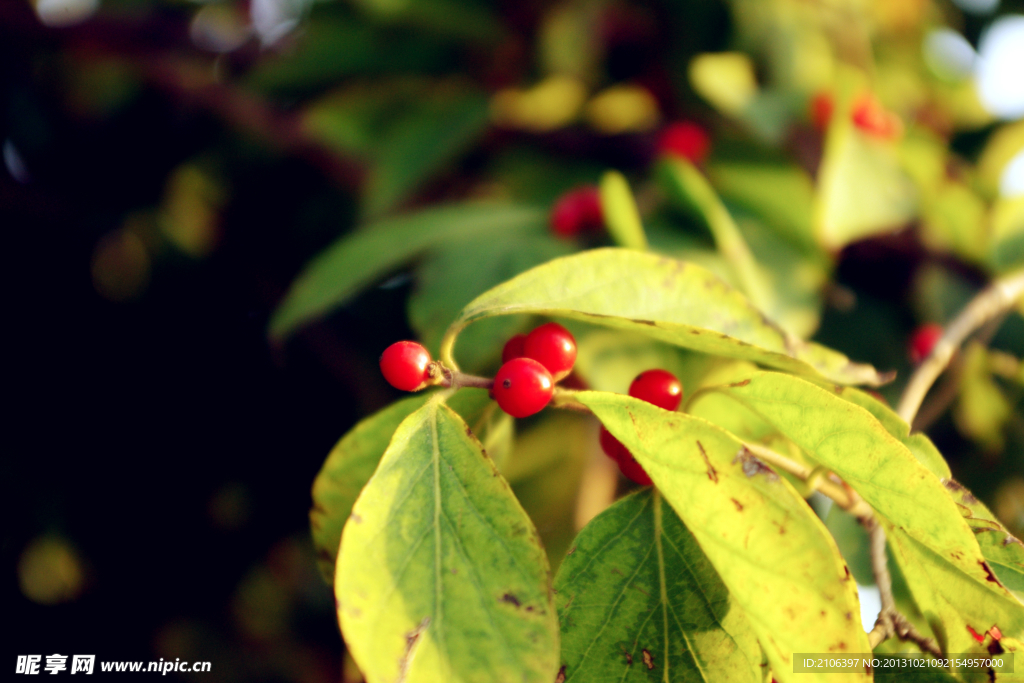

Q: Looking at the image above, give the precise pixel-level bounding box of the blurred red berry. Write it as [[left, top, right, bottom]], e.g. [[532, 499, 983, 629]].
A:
[[550, 186, 603, 237], [909, 323, 943, 364], [809, 92, 834, 132], [851, 93, 902, 140], [523, 322, 577, 380], [658, 121, 711, 164], [502, 334, 526, 363], [493, 358, 554, 418], [599, 426, 628, 462], [629, 369, 683, 411], [380, 341, 432, 391], [617, 452, 653, 486]]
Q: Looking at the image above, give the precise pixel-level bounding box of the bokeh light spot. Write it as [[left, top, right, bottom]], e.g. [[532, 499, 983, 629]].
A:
[[976, 15, 1024, 119], [18, 536, 86, 605]]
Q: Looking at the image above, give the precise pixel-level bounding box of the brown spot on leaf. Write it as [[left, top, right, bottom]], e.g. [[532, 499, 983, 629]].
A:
[[690, 329, 701, 335], [963, 492, 979, 504], [846, 612, 853, 622], [633, 319, 657, 326], [731, 498, 744, 511], [642, 650, 655, 670], [555, 665, 566, 683], [567, 546, 576, 556], [697, 441, 718, 483], [620, 646, 633, 665], [844, 566, 851, 580], [729, 379, 751, 387], [397, 617, 430, 683], [979, 561, 1001, 584], [943, 478, 965, 492], [501, 593, 521, 607], [611, 568, 624, 576], [350, 513, 363, 524]]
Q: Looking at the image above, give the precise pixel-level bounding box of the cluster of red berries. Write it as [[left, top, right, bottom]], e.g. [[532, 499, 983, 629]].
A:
[[599, 369, 683, 486], [378, 322, 578, 419], [494, 322, 576, 417]]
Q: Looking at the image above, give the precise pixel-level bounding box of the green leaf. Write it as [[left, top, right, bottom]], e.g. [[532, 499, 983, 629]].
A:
[[269, 203, 546, 341], [658, 158, 776, 319], [504, 413, 591, 571], [815, 112, 917, 250], [990, 196, 1024, 273], [708, 161, 817, 251], [599, 171, 649, 250], [940, 478, 1024, 592], [337, 397, 559, 683], [441, 248, 889, 386], [718, 372, 1024, 651], [364, 87, 490, 218], [554, 488, 763, 682], [831, 387, 951, 479], [310, 389, 496, 583], [575, 391, 871, 683], [409, 234, 573, 373]]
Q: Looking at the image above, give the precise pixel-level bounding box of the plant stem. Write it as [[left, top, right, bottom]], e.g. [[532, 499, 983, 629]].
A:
[[897, 269, 1024, 425], [740, 442, 872, 519]]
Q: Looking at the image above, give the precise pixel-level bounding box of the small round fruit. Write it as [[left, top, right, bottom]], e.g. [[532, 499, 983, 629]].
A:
[[851, 93, 902, 139], [523, 322, 577, 379], [617, 452, 653, 486], [629, 369, 683, 411], [502, 334, 527, 363], [599, 426, 628, 462], [380, 341, 432, 391], [657, 121, 711, 164], [493, 358, 554, 418], [909, 323, 943, 364], [551, 187, 603, 237]]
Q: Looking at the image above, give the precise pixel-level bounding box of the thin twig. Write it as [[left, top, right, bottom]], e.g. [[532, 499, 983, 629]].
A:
[[740, 442, 872, 518], [897, 269, 1024, 425], [863, 518, 943, 657]]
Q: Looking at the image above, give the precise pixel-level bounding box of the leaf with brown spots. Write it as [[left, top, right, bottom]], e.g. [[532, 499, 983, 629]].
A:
[[721, 372, 1024, 652], [577, 391, 870, 683], [337, 397, 559, 683], [311, 389, 497, 583], [442, 249, 887, 386], [554, 488, 762, 683]]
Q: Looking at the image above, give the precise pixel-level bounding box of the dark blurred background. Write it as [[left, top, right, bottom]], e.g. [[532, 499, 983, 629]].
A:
[[3, 0, 1023, 679]]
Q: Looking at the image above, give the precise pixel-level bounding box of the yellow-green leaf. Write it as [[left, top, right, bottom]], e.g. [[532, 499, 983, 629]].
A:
[[337, 398, 559, 683], [599, 171, 649, 250], [719, 372, 1024, 650], [575, 391, 870, 683], [555, 488, 763, 683], [441, 248, 888, 386], [311, 389, 497, 583]]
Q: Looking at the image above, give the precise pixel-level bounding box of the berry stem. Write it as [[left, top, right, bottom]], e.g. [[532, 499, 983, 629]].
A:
[[897, 268, 1024, 426], [428, 362, 492, 390]]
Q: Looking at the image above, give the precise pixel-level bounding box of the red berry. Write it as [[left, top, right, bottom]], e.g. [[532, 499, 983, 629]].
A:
[[617, 452, 653, 486], [493, 358, 554, 418], [809, 91, 834, 132], [502, 334, 527, 363], [909, 323, 943, 364], [657, 121, 711, 164], [523, 322, 577, 380], [599, 426, 652, 485], [599, 426, 628, 462], [629, 369, 683, 411], [851, 93, 902, 140], [380, 341, 432, 391], [550, 186, 603, 237]]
